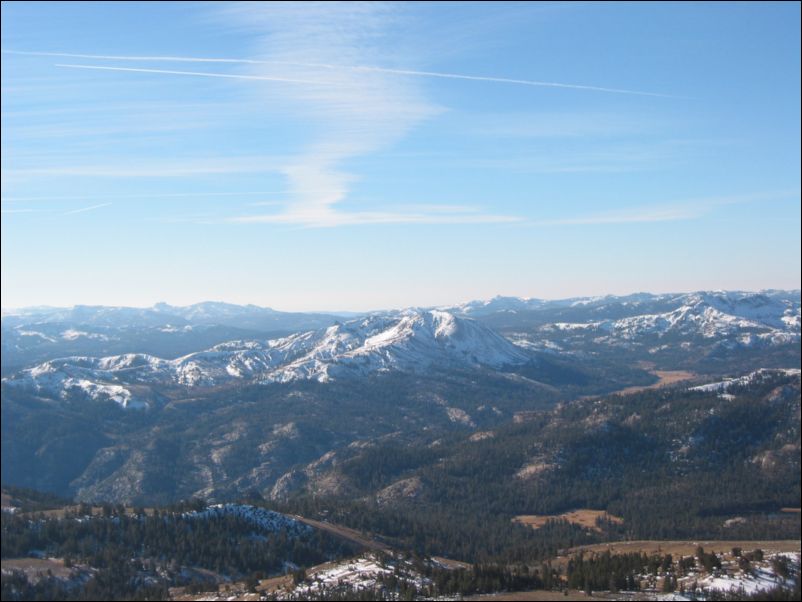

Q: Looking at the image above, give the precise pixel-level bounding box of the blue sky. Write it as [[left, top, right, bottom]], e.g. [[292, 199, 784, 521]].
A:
[[1, 1, 799, 311]]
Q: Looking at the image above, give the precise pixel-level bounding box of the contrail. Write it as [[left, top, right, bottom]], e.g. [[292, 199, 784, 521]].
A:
[[4, 49, 675, 97], [63, 202, 113, 215], [2, 190, 341, 202], [54, 63, 334, 85]]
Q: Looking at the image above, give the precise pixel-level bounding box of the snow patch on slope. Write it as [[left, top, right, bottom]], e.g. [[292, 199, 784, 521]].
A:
[[67, 379, 142, 409], [693, 552, 801, 596], [182, 504, 310, 536], [274, 553, 433, 600], [690, 368, 801, 394], [4, 360, 145, 409], [61, 329, 110, 341]]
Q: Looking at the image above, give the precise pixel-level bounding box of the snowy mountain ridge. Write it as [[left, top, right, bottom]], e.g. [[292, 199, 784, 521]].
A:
[[2, 310, 530, 406], [519, 290, 801, 346], [447, 290, 799, 326], [3, 290, 799, 408]]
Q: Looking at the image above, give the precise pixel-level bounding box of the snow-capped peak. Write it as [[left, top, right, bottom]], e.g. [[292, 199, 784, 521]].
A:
[[2, 310, 530, 404]]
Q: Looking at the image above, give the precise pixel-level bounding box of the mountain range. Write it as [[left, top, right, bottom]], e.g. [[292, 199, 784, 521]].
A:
[[4, 289, 799, 357], [2, 290, 797, 405], [1, 290, 799, 504], [3, 310, 530, 408]]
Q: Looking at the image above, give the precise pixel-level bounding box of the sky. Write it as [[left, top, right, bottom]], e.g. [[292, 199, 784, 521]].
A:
[[1, 1, 800, 312]]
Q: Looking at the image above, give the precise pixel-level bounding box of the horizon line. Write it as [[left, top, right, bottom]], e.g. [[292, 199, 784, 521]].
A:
[[3, 288, 799, 316]]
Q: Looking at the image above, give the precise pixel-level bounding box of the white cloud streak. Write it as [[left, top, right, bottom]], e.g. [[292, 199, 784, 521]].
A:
[[228, 208, 522, 228], [211, 2, 447, 228], [229, 189, 798, 228], [6, 49, 676, 97], [5, 156, 284, 178], [63, 202, 112, 215], [531, 206, 702, 226], [1, 190, 332, 203], [2, 4, 678, 228], [529, 190, 800, 226], [53, 63, 331, 85]]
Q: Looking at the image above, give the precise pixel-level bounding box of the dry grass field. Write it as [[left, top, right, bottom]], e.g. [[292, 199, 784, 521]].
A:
[[567, 539, 801, 558], [0, 557, 81, 581], [466, 589, 604, 601], [613, 370, 697, 396], [513, 509, 623, 532], [19, 505, 157, 519]]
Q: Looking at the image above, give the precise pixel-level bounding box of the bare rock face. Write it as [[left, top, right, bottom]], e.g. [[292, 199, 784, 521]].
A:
[[376, 477, 423, 506], [269, 470, 308, 502]]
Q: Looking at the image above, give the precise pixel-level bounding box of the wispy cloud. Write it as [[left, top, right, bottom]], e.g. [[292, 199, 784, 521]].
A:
[[228, 207, 522, 228], [4, 156, 284, 179], [2, 6, 680, 228], [1, 190, 320, 203], [53, 63, 332, 85], [63, 202, 112, 215], [468, 111, 660, 139], [5, 121, 196, 141], [463, 147, 676, 174], [212, 2, 444, 228], [6, 49, 676, 97], [530, 190, 800, 226], [532, 206, 702, 226], [2, 4, 452, 228], [387, 203, 483, 214]]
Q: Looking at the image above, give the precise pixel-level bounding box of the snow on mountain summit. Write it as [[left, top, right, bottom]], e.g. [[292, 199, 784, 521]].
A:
[[5, 291, 798, 407], [2, 310, 530, 404], [241, 309, 529, 383], [451, 290, 799, 341]]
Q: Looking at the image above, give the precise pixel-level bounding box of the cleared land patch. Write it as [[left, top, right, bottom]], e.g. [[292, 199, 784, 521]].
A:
[[513, 509, 623, 532], [20, 505, 156, 519], [466, 590, 602, 601], [0, 557, 83, 582], [613, 369, 697, 396], [567, 539, 801, 558]]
